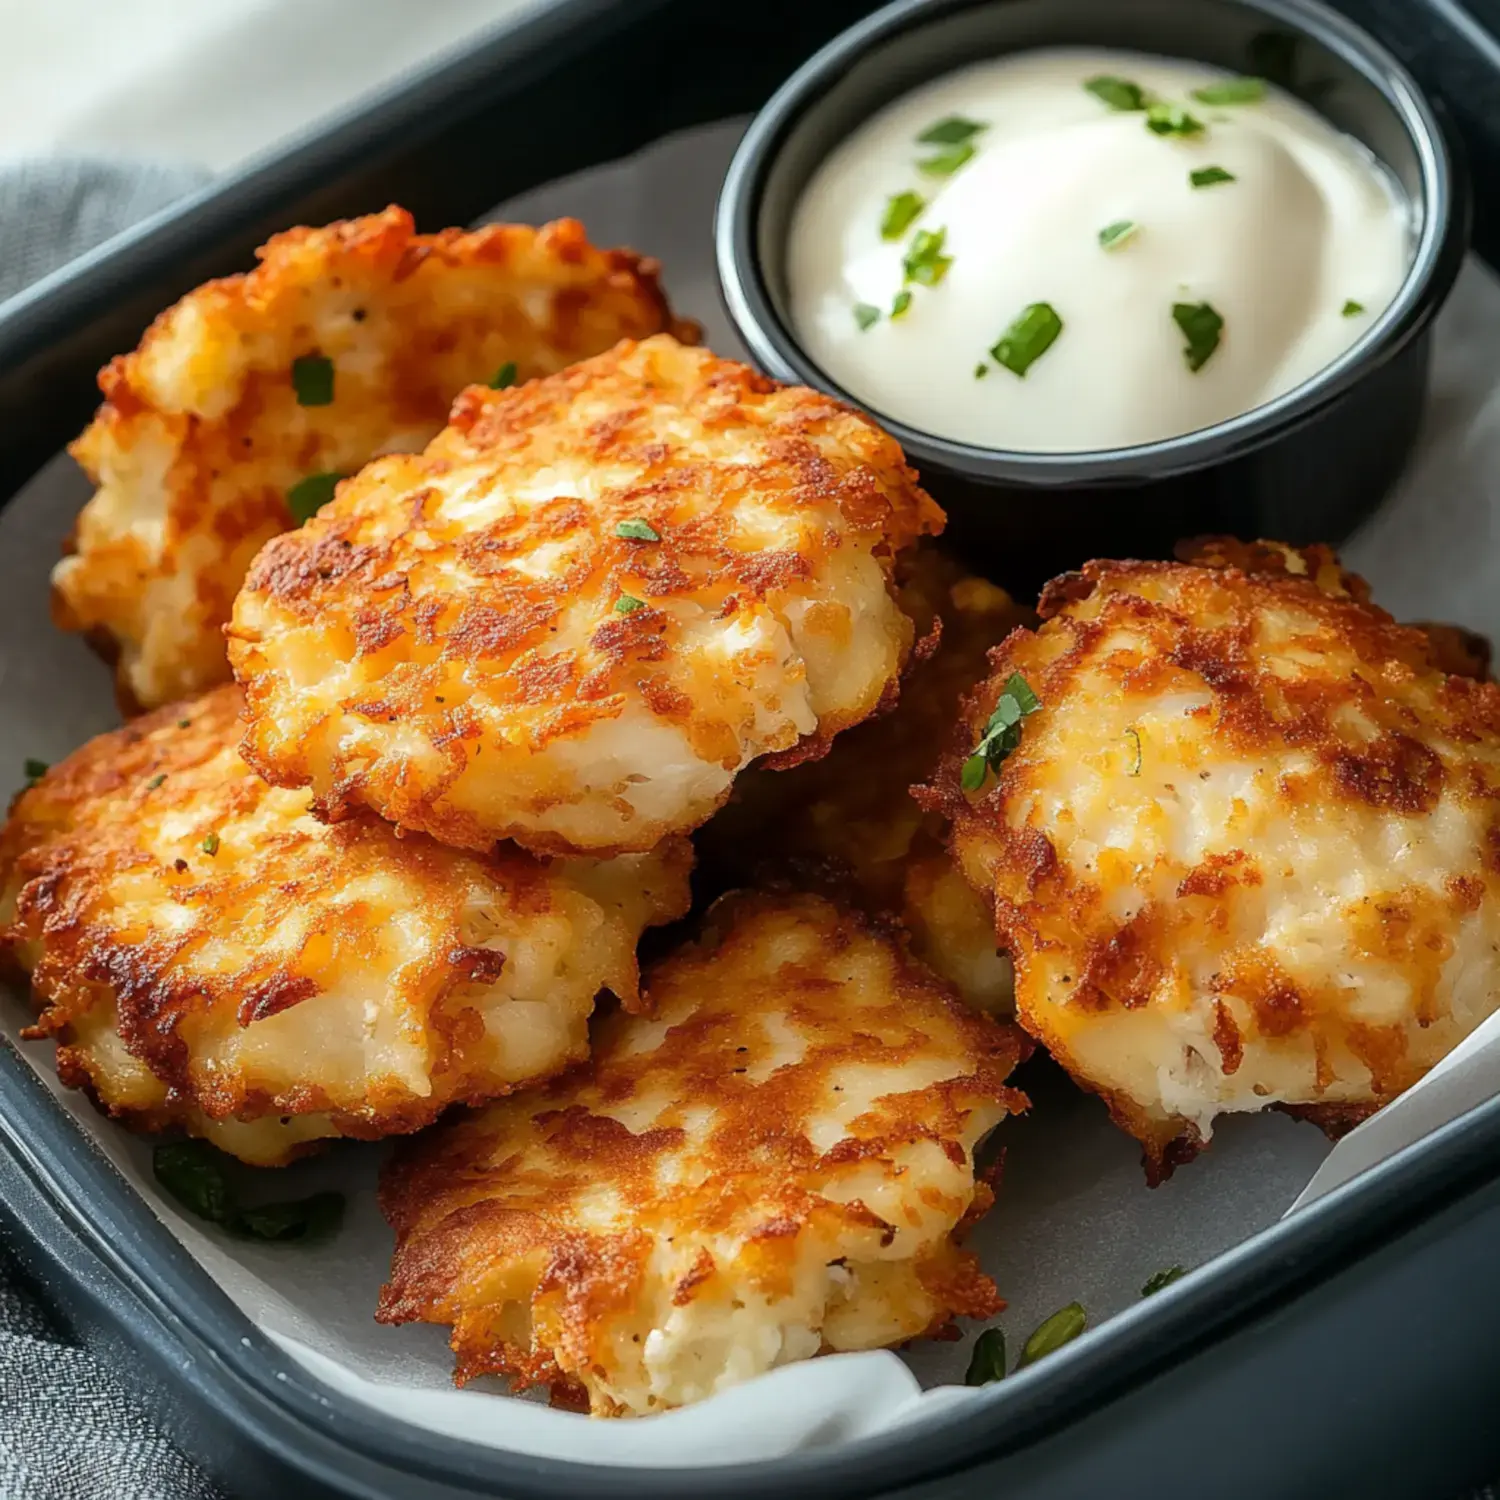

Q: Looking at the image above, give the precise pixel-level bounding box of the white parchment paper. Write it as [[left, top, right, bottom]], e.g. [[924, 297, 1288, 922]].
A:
[[2, 117, 1499, 1465]]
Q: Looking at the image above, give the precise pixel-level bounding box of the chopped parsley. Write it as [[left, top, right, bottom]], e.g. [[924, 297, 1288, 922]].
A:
[[853, 301, 881, 331], [614, 519, 660, 542], [1126, 727, 1143, 776], [286, 471, 342, 525], [902, 227, 952, 287], [1085, 75, 1148, 111], [991, 303, 1063, 379], [974, 362, 989, 379], [1189, 165, 1236, 187], [613, 594, 646, 615], [1015, 1302, 1088, 1368], [153, 1140, 344, 1243], [201, 832, 220, 856], [290, 354, 334, 406], [1146, 103, 1206, 137], [964, 1328, 1007, 1386], [1342, 298, 1366, 317], [1142, 1266, 1186, 1297], [1172, 300, 1224, 372], [880, 190, 926, 241], [917, 114, 986, 145], [890, 289, 913, 320], [1192, 76, 1267, 106], [22, 758, 47, 786], [1098, 219, 1138, 250], [489, 360, 518, 389], [918, 142, 976, 177], [177, 718, 191, 730], [145, 773, 167, 791], [962, 672, 1041, 791]]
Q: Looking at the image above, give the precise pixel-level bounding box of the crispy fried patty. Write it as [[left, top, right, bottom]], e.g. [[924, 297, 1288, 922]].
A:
[[376, 890, 1026, 1416], [925, 544, 1500, 1177], [0, 687, 692, 1165], [230, 336, 943, 857], [699, 548, 1028, 1015], [56, 208, 688, 712]]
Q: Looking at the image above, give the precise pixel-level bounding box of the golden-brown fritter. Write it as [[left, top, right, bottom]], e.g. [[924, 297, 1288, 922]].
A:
[[55, 207, 690, 712], [377, 890, 1027, 1417], [698, 548, 1028, 1014], [925, 546, 1500, 1179], [0, 687, 692, 1166], [230, 336, 943, 858]]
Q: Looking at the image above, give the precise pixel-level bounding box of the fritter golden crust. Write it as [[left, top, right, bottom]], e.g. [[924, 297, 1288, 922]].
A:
[[924, 548, 1500, 1179], [0, 687, 692, 1166], [699, 548, 1027, 1014], [230, 336, 943, 857], [377, 891, 1026, 1416], [56, 207, 690, 712]]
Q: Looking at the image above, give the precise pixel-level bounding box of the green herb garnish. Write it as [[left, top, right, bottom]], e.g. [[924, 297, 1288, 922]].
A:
[[964, 1328, 1007, 1385], [286, 471, 342, 525], [614, 594, 646, 615], [991, 303, 1063, 379], [1085, 76, 1149, 111], [1015, 1302, 1087, 1368], [290, 354, 334, 407], [974, 362, 989, 379], [917, 115, 986, 146], [1192, 76, 1267, 106], [23, 758, 47, 786], [615, 519, 660, 542], [153, 1141, 345, 1244], [1342, 299, 1366, 317], [1098, 219, 1138, 251], [1172, 300, 1224, 372], [961, 672, 1041, 791], [1126, 727, 1143, 776], [201, 832, 220, 856], [890, 289, 913, 319], [853, 301, 881, 331], [880, 191, 926, 241], [919, 142, 976, 177], [176, 719, 191, 730], [1142, 1266, 1186, 1297], [1146, 103, 1206, 137], [902, 227, 952, 288], [489, 360, 518, 389], [1190, 165, 1236, 188], [146, 773, 167, 791]]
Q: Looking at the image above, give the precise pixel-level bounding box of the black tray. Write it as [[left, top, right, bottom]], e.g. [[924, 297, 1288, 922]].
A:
[[3, 2, 1500, 1497]]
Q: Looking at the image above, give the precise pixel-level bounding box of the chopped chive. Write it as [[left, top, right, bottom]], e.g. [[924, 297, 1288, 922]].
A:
[[1098, 219, 1138, 250], [974, 362, 989, 379], [23, 758, 47, 786], [489, 360, 518, 389], [1085, 76, 1149, 111], [880, 191, 926, 241], [614, 594, 646, 615], [1172, 301, 1225, 372], [917, 115, 985, 146], [853, 302, 881, 331], [891, 289, 913, 319], [964, 1328, 1007, 1385], [1190, 165, 1236, 188], [290, 354, 334, 407], [1342, 299, 1366, 317], [1146, 103, 1206, 137], [1016, 1303, 1088, 1367], [201, 832, 220, 856], [1142, 1266, 1186, 1297], [1126, 727, 1143, 776], [1192, 76, 1267, 105], [286, 471, 342, 525], [902, 227, 953, 288], [918, 142, 976, 177], [615, 519, 660, 542], [962, 672, 1041, 791], [146, 773, 167, 791], [991, 303, 1063, 379]]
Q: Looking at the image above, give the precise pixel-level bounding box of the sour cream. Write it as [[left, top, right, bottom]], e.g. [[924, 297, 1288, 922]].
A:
[[787, 48, 1410, 452]]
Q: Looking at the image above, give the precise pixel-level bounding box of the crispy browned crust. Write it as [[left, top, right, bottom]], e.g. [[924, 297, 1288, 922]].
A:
[[923, 547, 1500, 1180], [1417, 622, 1493, 683], [230, 335, 944, 857], [377, 890, 1027, 1415], [57, 206, 692, 712], [0, 686, 693, 1161]]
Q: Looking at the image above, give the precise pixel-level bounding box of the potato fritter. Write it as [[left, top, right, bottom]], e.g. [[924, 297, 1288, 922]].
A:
[[376, 891, 1027, 1416], [230, 336, 943, 857], [925, 547, 1500, 1179], [699, 548, 1027, 1014], [0, 687, 692, 1166], [55, 207, 689, 712]]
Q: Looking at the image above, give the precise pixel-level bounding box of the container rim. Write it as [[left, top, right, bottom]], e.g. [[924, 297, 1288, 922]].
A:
[[715, 0, 1472, 482]]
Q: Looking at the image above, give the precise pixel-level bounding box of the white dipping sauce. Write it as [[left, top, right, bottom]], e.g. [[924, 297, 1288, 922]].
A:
[[787, 48, 1410, 452]]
